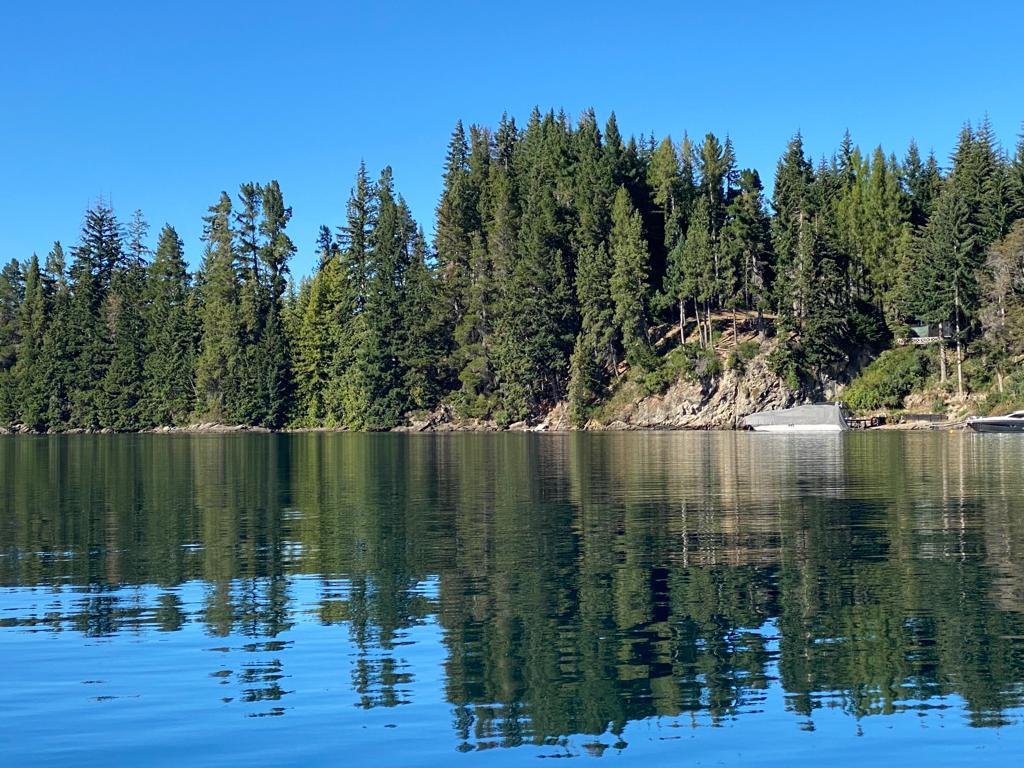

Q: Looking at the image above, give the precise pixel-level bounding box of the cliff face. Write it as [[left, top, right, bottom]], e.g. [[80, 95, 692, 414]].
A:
[[404, 338, 804, 432], [578, 346, 796, 431]]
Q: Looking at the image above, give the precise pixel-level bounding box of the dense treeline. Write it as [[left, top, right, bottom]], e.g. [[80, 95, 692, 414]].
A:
[[1, 110, 1023, 431]]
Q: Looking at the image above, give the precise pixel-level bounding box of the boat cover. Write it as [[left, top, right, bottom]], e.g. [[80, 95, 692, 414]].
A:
[[743, 404, 848, 430]]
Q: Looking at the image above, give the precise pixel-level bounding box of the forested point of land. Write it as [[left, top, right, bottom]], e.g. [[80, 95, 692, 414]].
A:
[[1, 109, 1023, 432]]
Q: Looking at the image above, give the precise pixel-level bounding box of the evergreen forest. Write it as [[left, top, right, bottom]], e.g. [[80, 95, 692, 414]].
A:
[[1, 109, 1023, 432]]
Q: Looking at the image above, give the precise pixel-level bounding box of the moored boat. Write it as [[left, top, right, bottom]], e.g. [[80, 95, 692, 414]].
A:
[[743, 404, 850, 433], [966, 411, 1024, 433]]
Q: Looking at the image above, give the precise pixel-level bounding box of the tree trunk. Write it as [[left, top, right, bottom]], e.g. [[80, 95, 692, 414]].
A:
[[732, 308, 738, 349], [955, 336, 964, 400], [939, 344, 947, 384], [954, 282, 964, 400]]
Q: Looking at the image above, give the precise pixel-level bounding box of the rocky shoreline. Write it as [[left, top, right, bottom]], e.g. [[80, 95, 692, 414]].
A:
[[0, 345, 960, 436]]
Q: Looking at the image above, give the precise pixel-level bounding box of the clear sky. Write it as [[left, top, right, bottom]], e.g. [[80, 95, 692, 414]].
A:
[[2, 0, 1022, 278]]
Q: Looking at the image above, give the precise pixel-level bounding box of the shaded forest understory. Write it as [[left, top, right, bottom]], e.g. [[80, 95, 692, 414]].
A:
[[1, 110, 1023, 432]]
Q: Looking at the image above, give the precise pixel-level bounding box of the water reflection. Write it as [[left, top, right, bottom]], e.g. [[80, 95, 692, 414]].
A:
[[2, 432, 1024, 751]]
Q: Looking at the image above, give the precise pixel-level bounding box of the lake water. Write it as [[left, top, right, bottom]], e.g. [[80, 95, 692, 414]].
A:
[[2, 432, 1024, 765]]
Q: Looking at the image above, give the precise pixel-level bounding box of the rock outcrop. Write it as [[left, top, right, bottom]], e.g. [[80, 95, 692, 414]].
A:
[[584, 348, 796, 431], [401, 339, 806, 433]]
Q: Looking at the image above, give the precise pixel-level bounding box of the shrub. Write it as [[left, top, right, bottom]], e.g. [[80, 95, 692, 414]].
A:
[[767, 344, 802, 391], [843, 346, 930, 412], [638, 343, 723, 396], [727, 340, 760, 371]]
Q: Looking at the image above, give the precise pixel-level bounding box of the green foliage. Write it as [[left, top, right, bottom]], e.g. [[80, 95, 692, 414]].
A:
[[638, 343, 723, 396], [3, 110, 1024, 432], [766, 344, 802, 392], [143, 225, 196, 425], [610, 186, 653, 368], [727, 340, 760, 371], [843, 347, 930, 411]]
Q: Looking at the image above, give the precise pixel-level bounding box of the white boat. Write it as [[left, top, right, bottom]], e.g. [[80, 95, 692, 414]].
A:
[[966, 410, 1024, 433], [743, 404, 849, 433]]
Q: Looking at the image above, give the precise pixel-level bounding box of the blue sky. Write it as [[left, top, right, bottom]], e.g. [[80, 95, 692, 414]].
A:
[[2, 0, 1022, 278]]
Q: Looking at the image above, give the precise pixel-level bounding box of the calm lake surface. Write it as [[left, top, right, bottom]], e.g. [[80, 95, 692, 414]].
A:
[[2, 432, 1024, 765]]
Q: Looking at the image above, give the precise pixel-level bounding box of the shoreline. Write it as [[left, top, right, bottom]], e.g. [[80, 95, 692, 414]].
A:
[[0, 419, 964, 436]]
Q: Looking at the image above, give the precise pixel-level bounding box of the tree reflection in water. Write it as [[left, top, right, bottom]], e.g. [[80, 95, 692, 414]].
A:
[[1, 432, 1023, 741]]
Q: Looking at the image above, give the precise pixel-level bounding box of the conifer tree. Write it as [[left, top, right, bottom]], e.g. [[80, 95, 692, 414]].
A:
[[101, 246, 148, 429], [143, 225, 195, 425], [357, 167, 415, 429], [979, 222, 1024, 393], [40, 242, 73, 428], [903, 141, 943, 228], [913, 186, 982, 397], [328, 164, 379, 425], [678, 198, 717, 347], [13, 254, 47, 429], [435, 122, 476, 334], [400, 230, 446, 412], [609, 186, 653, 367], [1011, 128, 1024, 217], [568, 240, 617, 424], [571, 109, 612, 253], [67, 201, 124, 428], [721, 170, 773, 331], [247, 179, 295, 428], [493, 134, 574, 422], [196, 192, 240, 420], [0, 259, 24, 424], [772, 133, 815, 325]]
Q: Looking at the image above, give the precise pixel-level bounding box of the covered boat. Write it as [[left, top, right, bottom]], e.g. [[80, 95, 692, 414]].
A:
[[743, 404, 849, 433], [966, 410, 1024, 433]]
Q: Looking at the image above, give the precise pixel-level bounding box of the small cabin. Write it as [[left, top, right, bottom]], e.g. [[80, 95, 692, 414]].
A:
[[902, 320, 951, 345]]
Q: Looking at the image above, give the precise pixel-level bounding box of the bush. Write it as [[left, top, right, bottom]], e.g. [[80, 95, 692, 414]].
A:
[[766, 344, 802, 391], [843, 346, 930, 412], [727, 340, 760, 371], [638, 343, 723, 396]]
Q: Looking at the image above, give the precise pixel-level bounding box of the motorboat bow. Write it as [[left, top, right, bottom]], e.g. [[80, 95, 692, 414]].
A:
[[966, 410, 1024, 433]]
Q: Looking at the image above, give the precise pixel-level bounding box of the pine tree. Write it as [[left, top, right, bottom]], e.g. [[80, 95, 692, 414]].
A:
[[357, 167, 415, 429], [721, 169, 773, 330], [772, 133, 815, 327], [950, 120, 1011, 248], [327, 164, 379, 426], [646, 135, 682, 287], [493, 134, 574, 422], [696, 132, 736, 235], [609, 186, 653, 367], [913, 186, 982, 398], [863, 147, 910, 309], [67, 201, 124, 428], [251, 179, 295, 428], [399, 229, 447, 412], [678, 197, 717, 347], [143, 225, 196, 425], [0, 259, 24, 424], [568, 240, 617, 423], [196, 192, 240, 420], [434, 122, 476, 336], [572, 109, 613, 252], [13, 254, 47, 429], [979, 221, 1024, 393], [1011, 127, 1024, 219], [40, 242, 73, 428], [101, 247, 148, 430], [903, 141, 943, 227]]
